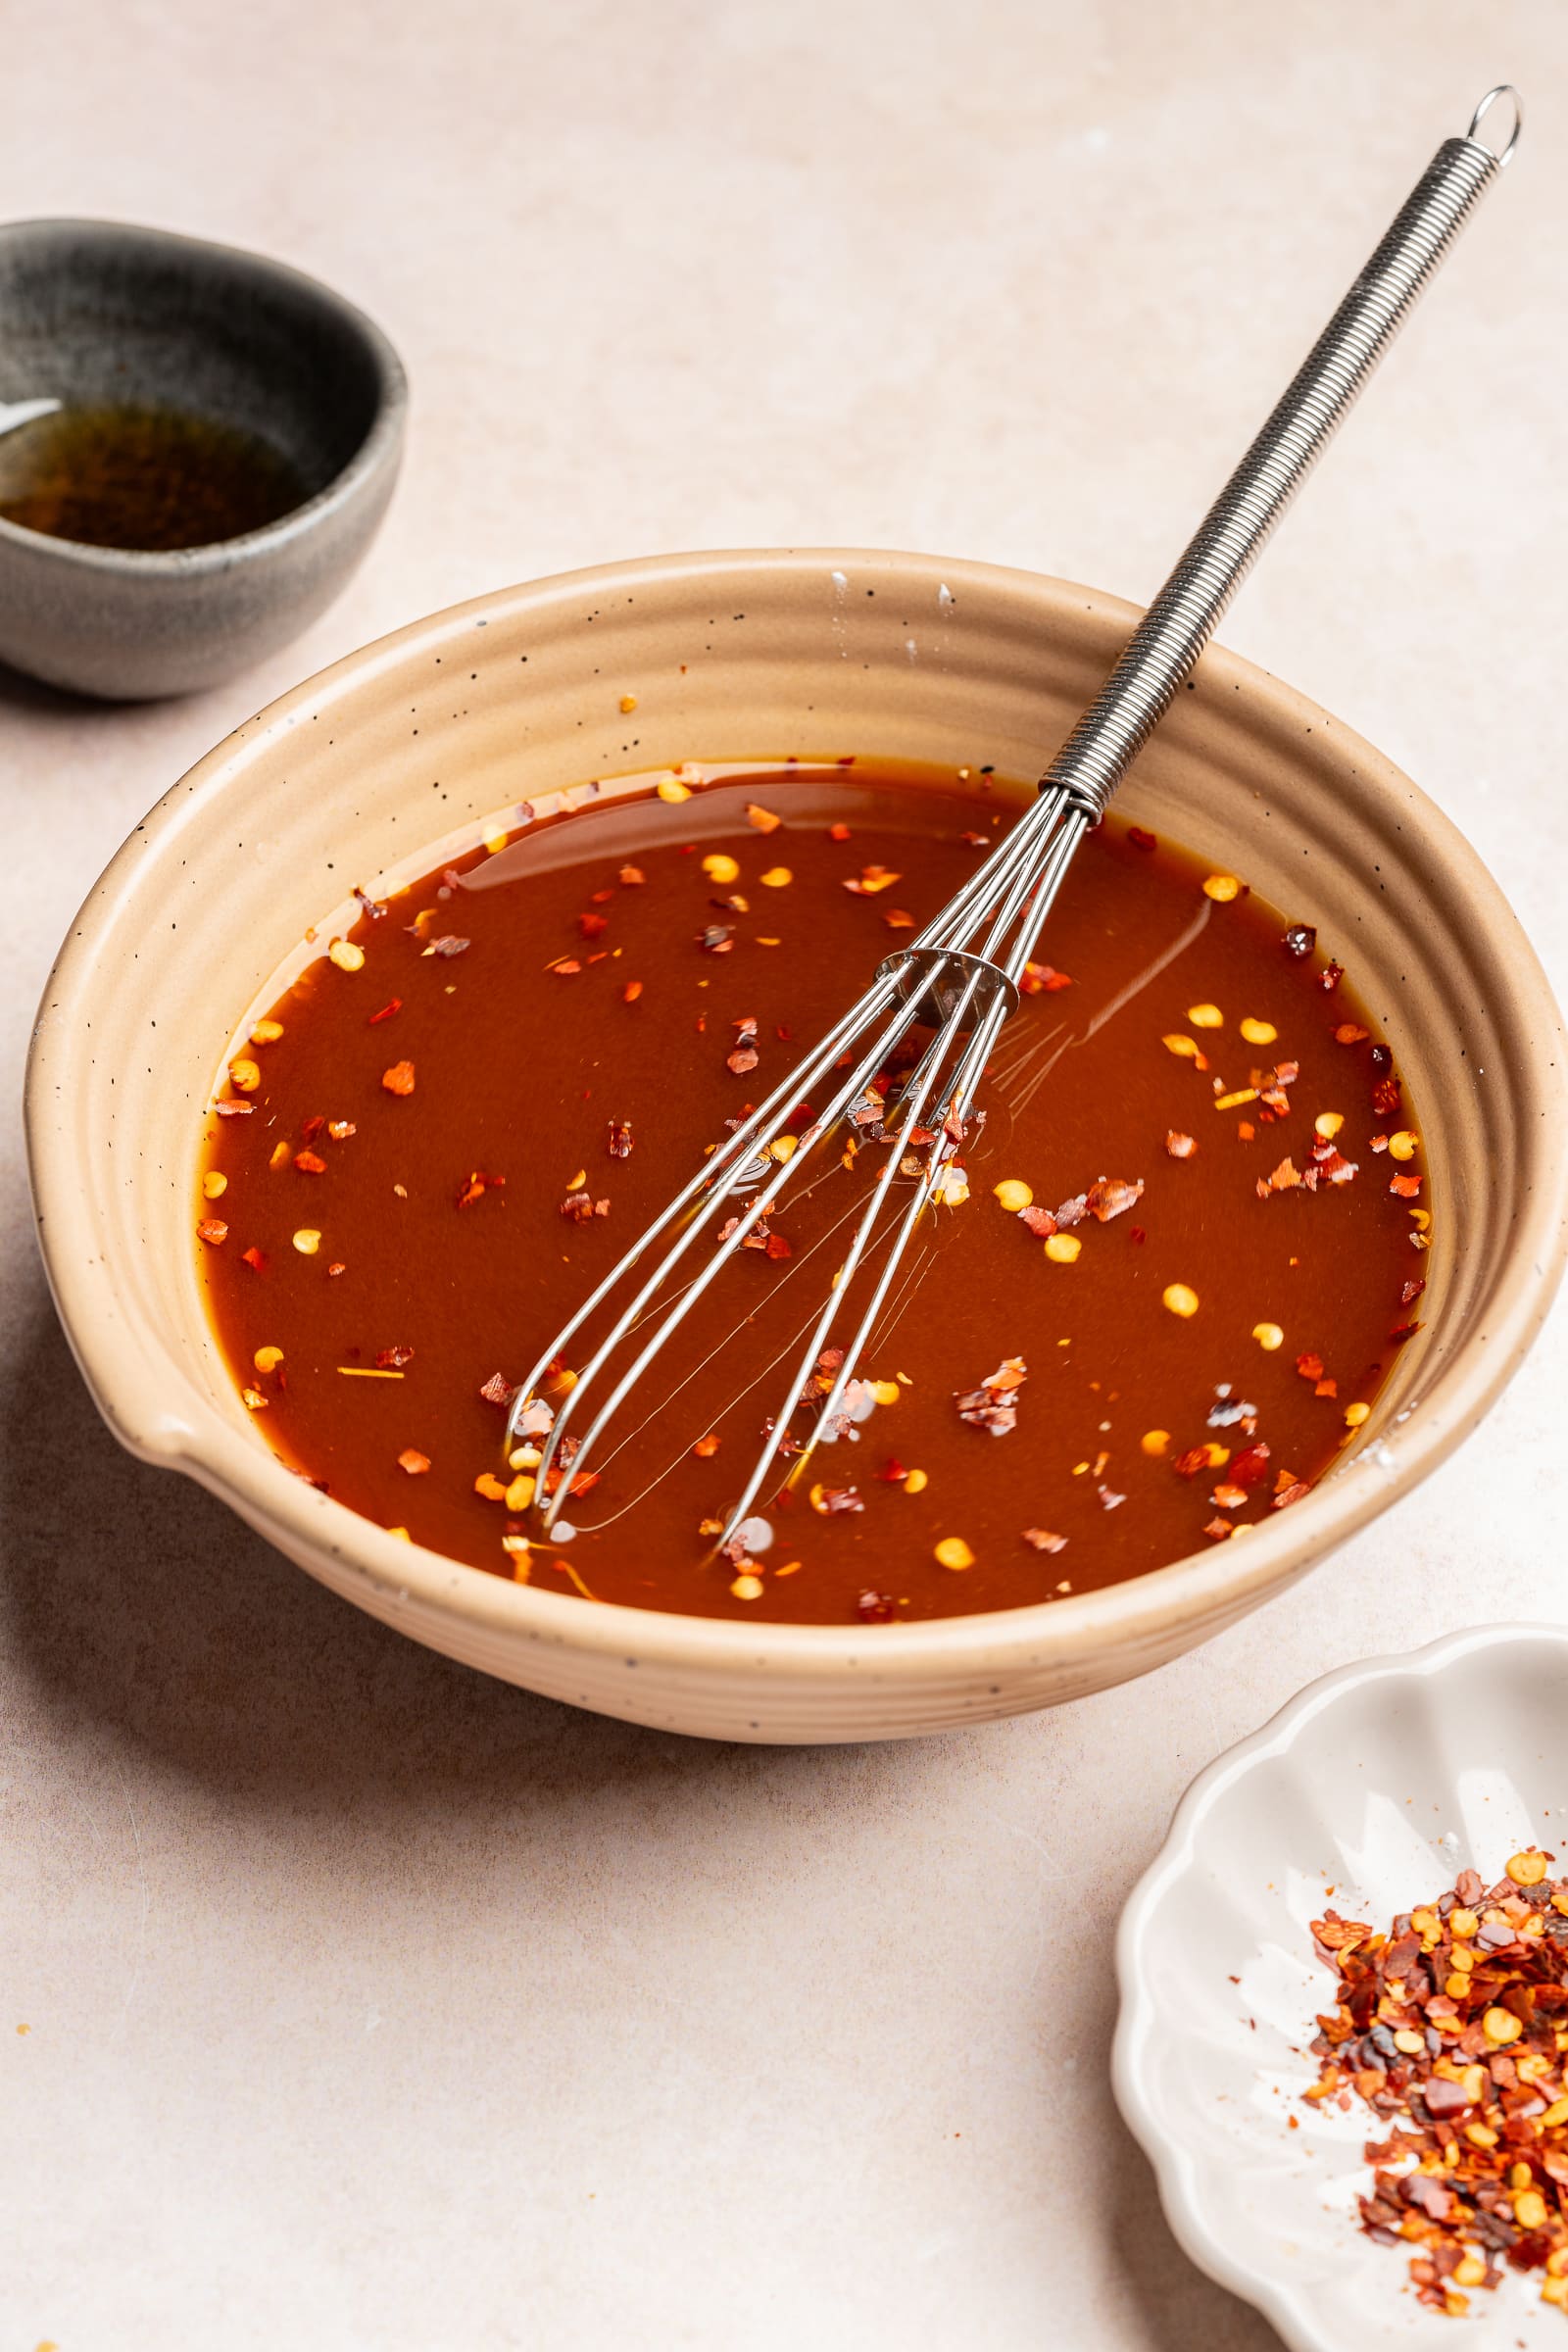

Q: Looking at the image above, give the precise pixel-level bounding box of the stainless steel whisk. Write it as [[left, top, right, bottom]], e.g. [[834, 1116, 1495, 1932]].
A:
[[516, 87, 1521, 1550]]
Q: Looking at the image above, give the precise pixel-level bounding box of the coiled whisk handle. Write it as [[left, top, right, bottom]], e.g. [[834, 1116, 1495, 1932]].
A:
[[1046, 86, 1521, 823]]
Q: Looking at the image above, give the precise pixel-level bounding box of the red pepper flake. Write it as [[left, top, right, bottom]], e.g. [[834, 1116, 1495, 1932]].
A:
[[811, 1485, 863, 1515], [196, 1217, 228, 1245], [1272, 1480, 1311, 1509], [856, 1589, 896, 1622], [1016, 1203, 1058, 1239], [696, 925, 734, 954], [214, 1100, 254, 1117], [1165, 1131, 1198, 1159], [1019, 962, 1074, 994], [1172, 1447, 1210, 1480], [1371, 1075, 1402, 1117], [1390, 1171, 1422, 1199], [428, 935, 469, 957], [1022, 1528, 1067, 1552], [1086, 1175, 1144, 1222], [843, 863, 902, 897], [1319, 961, 1345, 991], [397, 1448, 430, 1476], [541, 1466, 602, 1501], [763, 1232, 793, 1260], [381, 1060, 416, 1096], [1334, 1022, 1369, 1047], [618, 863, 646, 886], [691, 1434, 721, 1457], [1296, 1350, 1325, 1382], [1202, 1515, 1233, 1541], [548, 956, 582, 976], [478, 1372, 516, 1408], [1400, 1277, 1427, 1306], [1257, 1156, 1303, 1198], [1388, 1319, 1423, 1345], [955, 1354, 1027, 1435], [1127, 826, 1158, 853], [1304, 1855, 1568, 2316], [726, 1046, 760, 1075], [293, 1150, 327, 1175], [577, 910, 609, 940], [1282, 923, 1317, 957], [457, 1171, 506, 1209], [607, 1120, 634, 1159], [746, 804, 783, 834], [621, 980, 643, 1004], [559, 1191, 610, 1221], [1314, 1377, 1338, 1398], [240, 1246, 267, 1272], [883, 907, 915, 930], [368, 999, 402, 1024], [300, 1114, 325, 1143], [878, 1457, 908, 1483], [1128, 1224, 1147, 1245], [1229, 1442, 1271, 1488], [376, 1346, 415, 1369], [828, 821, 852, 842], [353, 884, 389, 920], [327, 1120, 356, 1142]]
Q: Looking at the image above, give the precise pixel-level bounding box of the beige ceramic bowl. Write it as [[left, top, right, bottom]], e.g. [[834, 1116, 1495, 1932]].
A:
[[25, 551, 1568, 1741]]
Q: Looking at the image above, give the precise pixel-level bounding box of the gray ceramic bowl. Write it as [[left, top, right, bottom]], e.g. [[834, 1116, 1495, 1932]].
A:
[[0, 219, 406, 699]]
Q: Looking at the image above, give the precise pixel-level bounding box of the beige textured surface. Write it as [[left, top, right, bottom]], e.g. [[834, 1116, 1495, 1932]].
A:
[[0, 3, 1563, 2345]]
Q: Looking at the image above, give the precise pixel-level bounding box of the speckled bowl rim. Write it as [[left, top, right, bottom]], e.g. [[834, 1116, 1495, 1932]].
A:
[[24, 551, 1568, 1701], [0, 217, 407, 574], [1111, 1621, 1568, 2350]]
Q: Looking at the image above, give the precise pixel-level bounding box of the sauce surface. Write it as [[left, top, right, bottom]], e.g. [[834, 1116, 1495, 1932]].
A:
[[197, 762, 1428, 1624], [0, 403, 308, 550]]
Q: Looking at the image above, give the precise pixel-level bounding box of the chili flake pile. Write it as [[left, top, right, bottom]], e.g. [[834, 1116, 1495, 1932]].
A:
[[195, 759, 1428, 1626], [1308, 1852, 1568, 2319]]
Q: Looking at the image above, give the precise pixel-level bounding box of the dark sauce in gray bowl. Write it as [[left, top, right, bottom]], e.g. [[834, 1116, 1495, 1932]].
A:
[[0, 402, 310, 551]]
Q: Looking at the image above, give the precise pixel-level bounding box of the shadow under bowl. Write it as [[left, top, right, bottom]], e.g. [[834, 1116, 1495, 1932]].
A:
[[0, 218, 405, 699], [23, 551, 1568, 1740]]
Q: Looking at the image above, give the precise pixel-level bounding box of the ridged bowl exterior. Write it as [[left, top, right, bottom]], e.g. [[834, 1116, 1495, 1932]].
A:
[[24, 553, 1568, 1740], [1115, 1625, 1568, 2347]]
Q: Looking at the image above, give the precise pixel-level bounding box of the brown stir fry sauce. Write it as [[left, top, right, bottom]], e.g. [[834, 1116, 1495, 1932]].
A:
[[196, 760, 1429, 1625]]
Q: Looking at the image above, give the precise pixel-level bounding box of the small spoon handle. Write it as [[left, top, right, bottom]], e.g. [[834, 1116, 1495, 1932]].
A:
[[1045, 85, 1521, 820]]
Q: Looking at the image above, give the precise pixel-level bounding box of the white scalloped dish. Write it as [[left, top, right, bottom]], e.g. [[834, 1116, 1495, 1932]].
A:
[[1114, 1625, 1568, 2349]]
